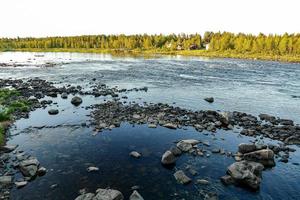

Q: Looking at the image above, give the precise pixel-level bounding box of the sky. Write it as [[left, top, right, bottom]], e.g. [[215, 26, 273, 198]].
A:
[[0, 0, 299, 38]]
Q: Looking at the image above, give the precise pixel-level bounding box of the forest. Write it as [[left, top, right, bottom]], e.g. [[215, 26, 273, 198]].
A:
[[1, 32, 300, 61]]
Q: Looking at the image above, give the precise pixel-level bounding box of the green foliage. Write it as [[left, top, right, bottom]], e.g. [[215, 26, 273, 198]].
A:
[[0, 124, 4, 145]]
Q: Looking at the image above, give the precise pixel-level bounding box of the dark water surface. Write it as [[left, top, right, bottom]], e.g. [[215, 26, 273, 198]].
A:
[[1, 52, 300, 200]]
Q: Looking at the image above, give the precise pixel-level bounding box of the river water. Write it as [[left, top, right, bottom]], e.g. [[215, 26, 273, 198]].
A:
[[0, 52, 300, 200]]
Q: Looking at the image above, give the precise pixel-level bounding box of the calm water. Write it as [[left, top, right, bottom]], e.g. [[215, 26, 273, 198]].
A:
[[1, 52, 300, 200]]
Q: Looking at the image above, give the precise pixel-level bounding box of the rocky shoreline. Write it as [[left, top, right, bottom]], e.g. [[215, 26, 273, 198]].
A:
[[0, 78, 299, 199]]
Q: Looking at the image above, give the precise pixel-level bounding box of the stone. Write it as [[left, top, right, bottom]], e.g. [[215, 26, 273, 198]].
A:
[[227, 161, 264, 190], [37, 167, 47, 176], [71, 96, 83, 106], [75, 193, 95, 200], [148, 124, 157, 128], [15, 181, 27, 188], [94, 188, 124, 200], [173, 170, 192, 184], [48, 109, 59, 115], [220, 175, 234, 185], [243, 149, 275, 167], [0, 144, 18, 153], [204, 97, 214, 103], [61, 93, 68, 99], [87, 166, 99, 172], [0, 176, 13, 185], [176, 139, 200, 152], [163, 123, 177, 129], [130, 151, 141, 158], [238, 143, 257, 154], [169, 146, 182, 156], [161, 150, 176, 165], [129, 190, 144, 200], [19, 158, 40, 178], [284, 136, 300, 145], [196, 179, 209, 185]]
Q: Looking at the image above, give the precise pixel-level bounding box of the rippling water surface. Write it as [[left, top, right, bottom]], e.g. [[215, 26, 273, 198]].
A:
[[1, 52, 300, 200]]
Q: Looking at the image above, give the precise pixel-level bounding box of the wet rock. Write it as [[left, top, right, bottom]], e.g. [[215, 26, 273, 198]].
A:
[[176, 139, 200, 152], [284, 136, 300, 145], [259, 114, 276, 123], [148, 124, 157, 128], [243, 149, 275, 167], [238, 143, 257, 154], [173, 170, 192, 185], [161, 150, 176, 165], [169, 146, 182, 156], [71, 96, 83, 106], [129, 190, 144, 200], [94, 188, 124, 200], [87, 166, 99, 172], [163, 123, 177, 129], [61, 93, 68, 99], [0, 144, 18, 153], [220, 175, 234, 185], [204, 192, 218, 200], [130, 151, 141, 158], [0, 176, 13, 186], [75, 193, 95, 200], [212, 149, 220, 153], [19, 158, 40, 178], [48, 109, 59, 115], [204, 97, 214, 103], [196, 179, 209, 185], [15, 181, 27, 188], [37, 167, 47, 176], [226, 161, 264, 190]]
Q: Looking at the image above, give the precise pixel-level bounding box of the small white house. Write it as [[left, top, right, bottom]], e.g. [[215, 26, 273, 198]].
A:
[[204, 43, 210, 50]]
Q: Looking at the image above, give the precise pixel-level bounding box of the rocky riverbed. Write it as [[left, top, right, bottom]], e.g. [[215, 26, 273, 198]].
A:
[[1, 52, 300, 200]]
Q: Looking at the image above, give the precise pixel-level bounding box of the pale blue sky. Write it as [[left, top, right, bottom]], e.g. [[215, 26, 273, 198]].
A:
[[0, 0, 299, 37]]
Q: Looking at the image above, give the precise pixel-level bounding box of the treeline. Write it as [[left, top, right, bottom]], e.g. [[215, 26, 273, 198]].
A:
[[0, 32, 300, 55]]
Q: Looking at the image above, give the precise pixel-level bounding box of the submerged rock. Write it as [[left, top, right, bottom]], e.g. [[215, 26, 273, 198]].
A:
[[129, 190, 144, 200], [161, 150, 176, 165], [71, 96, 83, 106], [174, 170, 192, 185]]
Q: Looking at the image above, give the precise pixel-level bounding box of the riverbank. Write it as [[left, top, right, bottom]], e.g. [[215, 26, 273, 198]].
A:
[[3, 48, 300, 63]]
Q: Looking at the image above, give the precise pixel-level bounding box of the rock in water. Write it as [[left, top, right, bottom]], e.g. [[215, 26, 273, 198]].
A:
[[161, 150, 176, 165], [61, 93, 68, 99], [238, 143, 257, 154], [71, 96, 83, 106], [15, 181, 27, 188], [163, 123, 177, 129], [129, 190, 144, 200], [75, 193, 95, 200], [48, 109, 59, 115], [0, 144, 18, 153], [204, 97, 214, 103], [94, 188, 124, 200], [130, 151, 141, 158], [243, 149, 275, 167], [226, 161, 264, 190], [0, 176, 13, 186], [176, 139, 200, 152], [174, 170, 192, 184], [87, 166, 99, 172], [19, 158, 40, 178]]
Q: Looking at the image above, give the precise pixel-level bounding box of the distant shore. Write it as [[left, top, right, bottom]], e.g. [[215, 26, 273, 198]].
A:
[[2, 48, 300, 63]]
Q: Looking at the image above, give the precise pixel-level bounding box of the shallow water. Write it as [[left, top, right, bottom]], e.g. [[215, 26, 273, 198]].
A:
[[1, 52, 300, 199]]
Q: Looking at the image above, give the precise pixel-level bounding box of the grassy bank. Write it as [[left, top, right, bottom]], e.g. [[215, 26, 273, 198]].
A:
[[0, 89, 30, 145], [5, 48, 300, 63]]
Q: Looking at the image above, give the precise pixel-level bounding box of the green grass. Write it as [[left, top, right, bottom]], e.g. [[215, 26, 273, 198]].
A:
[[8, 48, 300, 63], [0, 89, 30, 145]]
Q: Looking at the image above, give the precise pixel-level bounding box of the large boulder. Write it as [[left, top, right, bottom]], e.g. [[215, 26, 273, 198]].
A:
[[161, 150, 176, 165], [94, 188, 124, 200], [238, 143, 257, 154], [243, 149, 275, 167], [227, 161, 264, 190]]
